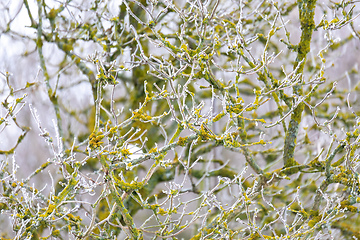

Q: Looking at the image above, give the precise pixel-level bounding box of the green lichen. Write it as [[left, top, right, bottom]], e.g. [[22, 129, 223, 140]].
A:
[[88, 131, 104, 149]]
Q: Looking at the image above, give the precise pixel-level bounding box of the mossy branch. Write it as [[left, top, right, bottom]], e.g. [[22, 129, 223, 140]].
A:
[[283, 0, 317, 167]]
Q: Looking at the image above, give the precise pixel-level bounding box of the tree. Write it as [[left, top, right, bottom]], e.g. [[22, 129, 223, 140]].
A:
[[0, 0, 360, 239]]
